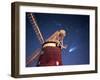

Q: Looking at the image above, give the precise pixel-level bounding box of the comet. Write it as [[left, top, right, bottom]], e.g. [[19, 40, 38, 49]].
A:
[[69, 47, 77, 53]]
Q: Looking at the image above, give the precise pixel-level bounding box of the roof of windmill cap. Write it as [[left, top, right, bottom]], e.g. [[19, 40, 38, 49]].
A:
[[59, 29, 66, 36]]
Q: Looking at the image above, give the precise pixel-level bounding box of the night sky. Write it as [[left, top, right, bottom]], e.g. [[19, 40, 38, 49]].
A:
[[26, 12, 89, 67]]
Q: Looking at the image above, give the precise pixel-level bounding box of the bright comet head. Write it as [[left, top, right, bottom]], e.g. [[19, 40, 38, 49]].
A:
[[69, 47, 77, 53]]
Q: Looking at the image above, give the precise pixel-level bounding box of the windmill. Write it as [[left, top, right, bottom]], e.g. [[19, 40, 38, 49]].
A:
[[26, 13, 67, 67]]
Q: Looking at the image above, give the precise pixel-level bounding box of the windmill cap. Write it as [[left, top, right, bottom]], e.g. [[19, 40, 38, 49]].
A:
[[59, 29, 66, 36]]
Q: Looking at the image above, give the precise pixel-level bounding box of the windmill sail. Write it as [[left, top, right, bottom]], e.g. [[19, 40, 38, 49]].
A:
[[26, 48, 41, 66], [26, 13, 45, 66], [46, 31, 59, 41], [27, 13, 45, 44]]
